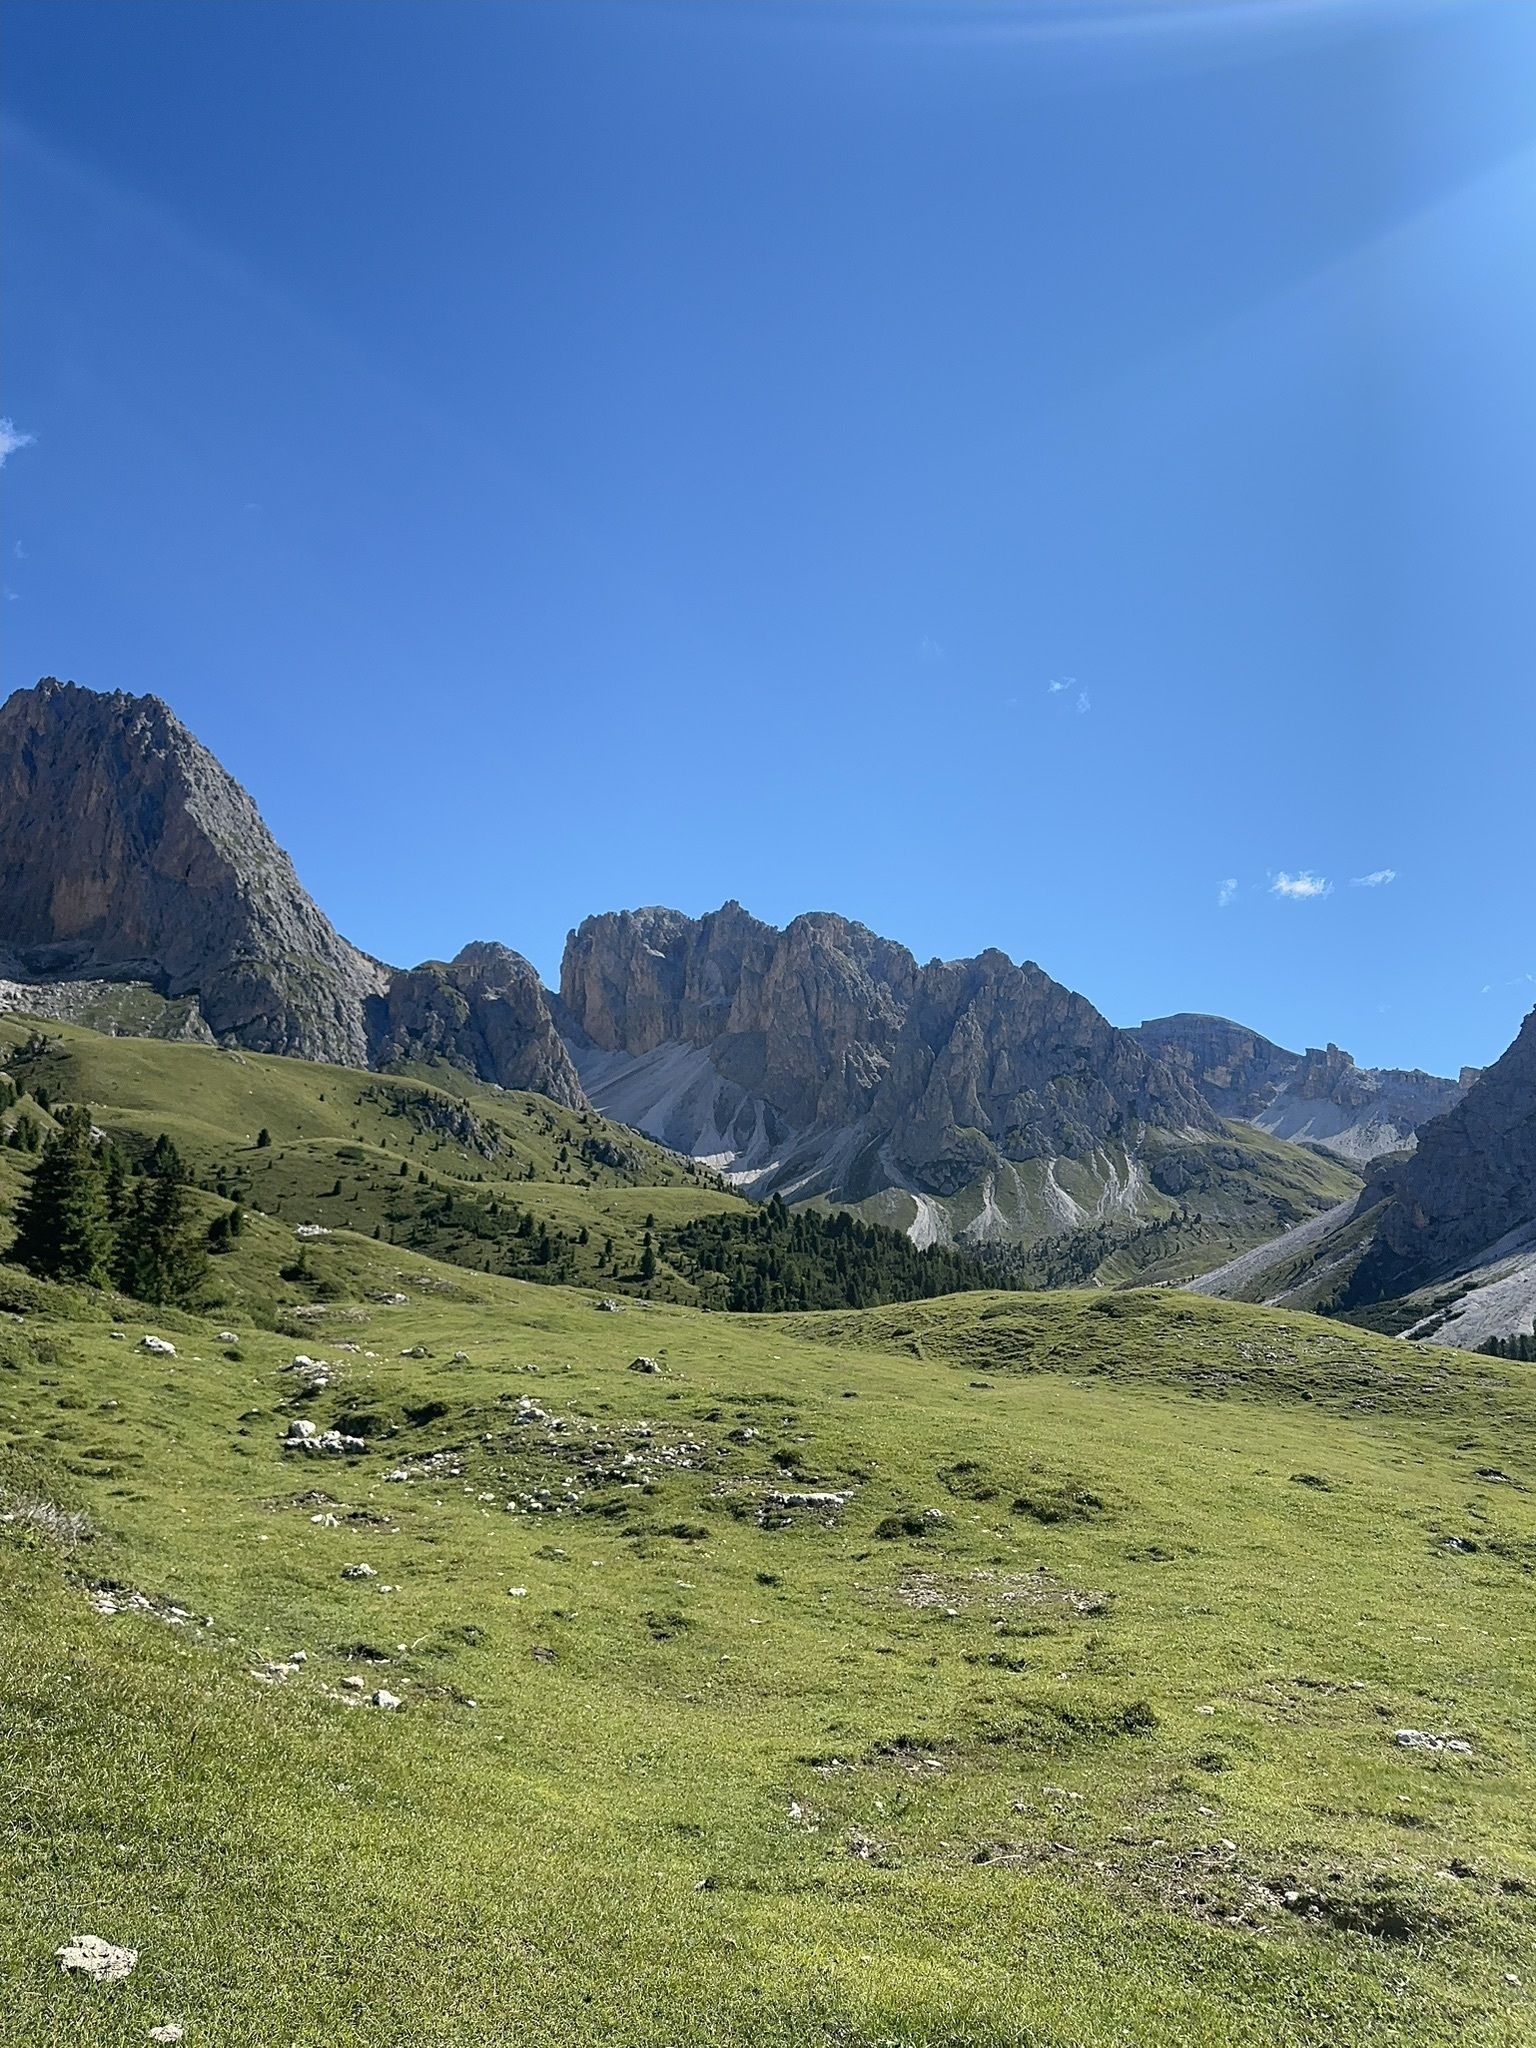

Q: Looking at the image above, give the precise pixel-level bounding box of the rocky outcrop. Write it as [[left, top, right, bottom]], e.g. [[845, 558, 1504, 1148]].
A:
[[367, 943, 583, 1106], [560, 903, 917, 1129], [0, 680, 574, 1097], [1191, 1008, 1536, 1348], [1132, 1013, 1466, 1163], [1132, 1014, 1299, 1122], [869, 951, 1216, 1189]]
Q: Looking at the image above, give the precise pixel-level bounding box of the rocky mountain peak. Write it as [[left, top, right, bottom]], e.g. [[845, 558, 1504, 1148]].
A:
[[0, 679, 579, 1102], [1353, 1004, 1536, 1295], [561, 902, 1221, 1225]]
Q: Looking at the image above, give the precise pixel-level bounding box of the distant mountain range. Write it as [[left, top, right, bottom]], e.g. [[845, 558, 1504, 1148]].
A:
[[1130, 1013, 1473, 1165], [2, 677, 1527, 1343]]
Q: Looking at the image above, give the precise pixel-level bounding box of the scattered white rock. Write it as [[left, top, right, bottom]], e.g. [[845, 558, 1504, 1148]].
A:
[[340, 1675, 366, 1693], [1395, 1728, 1474, 1754], [283, 1419, 365, 1456], [89, 1586, 199, 1626], [139, 1335, 176, 1356], [341, 1563, 378, 1580], [593, 1298, 624, 1312], [295, 1223, 331, 1238], [56, 1933, 138, 1983], [629, 1356, 661, 1374], [369, 1688, 403, 1711], [149, 2027, 184, 2044], [216, 1331, 240, 1344], [449, 1350, 469, 1364]]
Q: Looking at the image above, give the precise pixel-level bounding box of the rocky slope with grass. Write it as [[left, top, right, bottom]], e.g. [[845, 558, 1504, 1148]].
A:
[[1192, 1006, 1536, 1351]]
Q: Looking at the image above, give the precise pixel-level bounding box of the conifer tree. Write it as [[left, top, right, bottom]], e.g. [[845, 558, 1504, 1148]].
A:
[[10, 1106, 115, 1285], [113, 1136, 208, 1307]]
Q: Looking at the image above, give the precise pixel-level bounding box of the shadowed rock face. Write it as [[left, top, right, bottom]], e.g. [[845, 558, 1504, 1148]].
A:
[[1350, 1005, 1536, 1296], [561, 905, 1218, 1200], [0, 680, 580, 1101], [1132, 1013, 1466, 1163]]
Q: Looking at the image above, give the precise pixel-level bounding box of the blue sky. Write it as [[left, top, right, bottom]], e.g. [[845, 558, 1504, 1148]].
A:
[[2, 0, 1532, 1077]]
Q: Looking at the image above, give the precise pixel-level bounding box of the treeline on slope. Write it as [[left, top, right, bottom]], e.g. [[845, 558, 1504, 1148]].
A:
[[0, 1046, 1008, 1316], [664, 1195, 1000, 1311], [1478, 1331, 1536, 1362], [320, 1177, 1004, 1311]]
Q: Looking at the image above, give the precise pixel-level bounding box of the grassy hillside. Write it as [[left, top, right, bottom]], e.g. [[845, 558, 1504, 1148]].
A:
[[1, 1259, 1533, 2045]]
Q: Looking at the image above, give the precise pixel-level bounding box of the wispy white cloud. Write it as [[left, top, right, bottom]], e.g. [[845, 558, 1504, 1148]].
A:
[[1271, 870, 1332, 900], [1047, 676, 1073, 694], [1350, 868, 1396, 888], [1217, 877, 1238, 909], [1076, 689, 1091, 714], [918, 636, 946, 664], [0, 418, 35, 468]]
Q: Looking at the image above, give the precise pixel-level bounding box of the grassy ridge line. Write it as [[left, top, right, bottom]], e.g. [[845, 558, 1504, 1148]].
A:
[[1, 1261, 1533, 2043], [782, 1287, 1536, 1430]]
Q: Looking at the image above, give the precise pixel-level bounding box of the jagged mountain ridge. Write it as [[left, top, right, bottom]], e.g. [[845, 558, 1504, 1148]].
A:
[[0, 680, 582, 1105], [1132, 1012, 1470, 1163], [556, 903, 1356, 1252]]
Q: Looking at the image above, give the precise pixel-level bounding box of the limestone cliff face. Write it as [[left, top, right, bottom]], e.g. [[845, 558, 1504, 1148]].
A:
[[1132, 1013, 1465, 1163], [560, 903, 918, 1129], [0, 680, 577, 1100], [1351, 1006, 1536, 1294], [0, 679, 386, 1063], [871, 953, 1216, 1194], [1132, 1014, 1299, 1121], [562, 906, 1217, 1202]]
